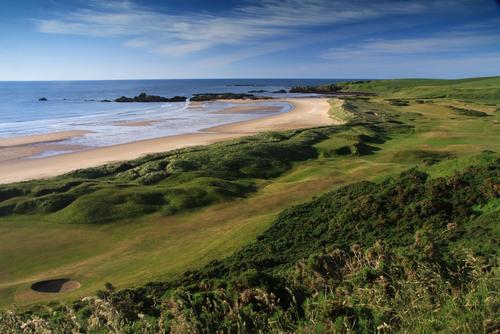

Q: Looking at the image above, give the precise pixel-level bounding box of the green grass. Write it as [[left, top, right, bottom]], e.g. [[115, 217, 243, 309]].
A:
[[337, 76, 500, 104], [0, 78, 498, 319], [3, 156, 497, 333]]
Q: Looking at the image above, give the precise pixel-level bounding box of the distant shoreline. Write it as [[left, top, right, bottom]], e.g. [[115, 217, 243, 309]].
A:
[[0, 98, 341, 184]]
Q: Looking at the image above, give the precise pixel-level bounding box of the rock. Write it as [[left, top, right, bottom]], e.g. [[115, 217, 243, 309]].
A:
[[248, 90, 268, 93], [101, 99, 112, 102], [289, 84, 341, 94], [114, 92, 187, 103], [168, 96, 189, 102], [38, 97, 47, 101], [190, 93, 261, 102], [272, 89, 287, 94]]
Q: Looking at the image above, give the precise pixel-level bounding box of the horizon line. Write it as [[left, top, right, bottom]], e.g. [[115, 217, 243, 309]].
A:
[[1, 75, 499, 83]]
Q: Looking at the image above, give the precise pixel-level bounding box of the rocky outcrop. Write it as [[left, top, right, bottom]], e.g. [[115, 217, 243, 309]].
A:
[[272, 89, 287, 94], [38, 97, 48, 101], [114, 92, 187, 103], [289, 84, 341, 94], [190, 93, 262, 101]]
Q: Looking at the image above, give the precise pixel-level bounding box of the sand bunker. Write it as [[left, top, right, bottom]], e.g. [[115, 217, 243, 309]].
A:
[[31, 279, 80, 293]]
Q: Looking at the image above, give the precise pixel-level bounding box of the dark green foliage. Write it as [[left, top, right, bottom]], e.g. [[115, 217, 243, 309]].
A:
[[450, 106, 488, 117], [0, 187, 25, 202], [353, 142, 380, 155], [6, 162, 498, 332], [334, 145, 352, 155], [0, 128, 335, 224], [385, 98, 410, 106], [194, 161, 498, 279], [392, 150, 451, 164]]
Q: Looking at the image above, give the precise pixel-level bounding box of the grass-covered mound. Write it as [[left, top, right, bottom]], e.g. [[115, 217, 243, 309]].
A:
[[3, 160, 497, 333], [337, 76, 500, 104], [0, 129, 332, 224]]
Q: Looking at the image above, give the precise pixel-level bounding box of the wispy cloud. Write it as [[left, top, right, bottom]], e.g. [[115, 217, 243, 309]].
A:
[[35, 0, 435, 58], [322, 22, 500, 60]]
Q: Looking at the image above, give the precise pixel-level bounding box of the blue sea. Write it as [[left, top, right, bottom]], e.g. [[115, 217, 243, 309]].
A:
[[0, 79, 345, 154]]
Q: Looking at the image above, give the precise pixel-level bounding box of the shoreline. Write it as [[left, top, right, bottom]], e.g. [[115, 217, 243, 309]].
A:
[[0, 98, 340, 184], [0, 130, 89, 147]]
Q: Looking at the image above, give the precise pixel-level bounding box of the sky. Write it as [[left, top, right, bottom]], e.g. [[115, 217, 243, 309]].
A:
[[0, 0, 499, 80]]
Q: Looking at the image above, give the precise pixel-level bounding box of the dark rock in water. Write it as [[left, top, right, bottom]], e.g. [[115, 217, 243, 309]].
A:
[[190, 93, 261, 102], [168, 96, 189, 102], [248, 90, 268, 93], [272, 89, 287, 94], [101, 99, 112, 102], [38, 97, 48, 101], [114, 92, 187, 103], [289, 84, 341, 94]]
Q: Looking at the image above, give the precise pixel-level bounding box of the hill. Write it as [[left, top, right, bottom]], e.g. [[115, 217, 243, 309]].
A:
[[0, 77, 498, 333], [337, 76, 500, 104]]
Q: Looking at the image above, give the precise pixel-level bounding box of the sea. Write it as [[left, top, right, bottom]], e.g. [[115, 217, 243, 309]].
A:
[[0, 79, 345, 154]]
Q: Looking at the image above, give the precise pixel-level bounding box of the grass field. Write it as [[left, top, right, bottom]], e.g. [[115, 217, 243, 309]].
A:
[[338, 76, 500, 104], [0, 78, 498, 311]]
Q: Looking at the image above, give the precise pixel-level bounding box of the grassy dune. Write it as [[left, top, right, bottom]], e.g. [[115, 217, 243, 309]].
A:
[[338, 76, 500, 104], [0, 78, 499, 332]]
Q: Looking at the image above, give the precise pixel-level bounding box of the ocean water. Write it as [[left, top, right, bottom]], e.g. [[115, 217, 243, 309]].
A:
[[0, 79, 345, 153]]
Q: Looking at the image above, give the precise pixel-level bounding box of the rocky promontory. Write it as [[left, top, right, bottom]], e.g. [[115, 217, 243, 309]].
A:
[[289, 84, 341, 94], [114, 93, 187, 103], [190, 93, 263, 102]]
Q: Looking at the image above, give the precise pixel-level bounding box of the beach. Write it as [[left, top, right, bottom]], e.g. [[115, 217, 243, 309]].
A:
[[0, 98, 339, 184]]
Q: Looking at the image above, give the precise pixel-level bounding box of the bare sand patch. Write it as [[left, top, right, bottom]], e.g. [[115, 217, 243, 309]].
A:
[[31, 279, 80, 293], [204, 98, 339, 133], [214, 105, 283, 114]]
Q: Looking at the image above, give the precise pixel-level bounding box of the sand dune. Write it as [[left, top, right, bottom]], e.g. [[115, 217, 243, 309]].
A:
[[0, 98, 340, 184]]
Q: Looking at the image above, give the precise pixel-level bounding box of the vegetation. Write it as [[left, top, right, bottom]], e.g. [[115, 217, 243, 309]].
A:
[[336, 76, 500, 104], [0, 127, 346, 224], [1, 161, 498, 333], [0, 77, 499, 333], [449, 106, 488, 117]]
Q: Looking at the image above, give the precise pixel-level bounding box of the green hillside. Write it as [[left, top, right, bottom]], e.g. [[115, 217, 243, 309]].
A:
[[337, 76, 500, 104], [0, 77, 499, 333]]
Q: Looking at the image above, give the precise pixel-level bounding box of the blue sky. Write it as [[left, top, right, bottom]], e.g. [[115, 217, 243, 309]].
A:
[[0, 0, 499, 80]]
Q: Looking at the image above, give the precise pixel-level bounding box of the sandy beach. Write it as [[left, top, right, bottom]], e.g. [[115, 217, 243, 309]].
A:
[[0, 98, 340, 184], [0, 131, 89, 147]]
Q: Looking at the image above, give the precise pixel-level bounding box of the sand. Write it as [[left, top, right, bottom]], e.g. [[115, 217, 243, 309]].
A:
[[0, 98, 341, 184], [31, 279, 80, 293], [0, 130, 89, 147], [214, 105, 283, 114]]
